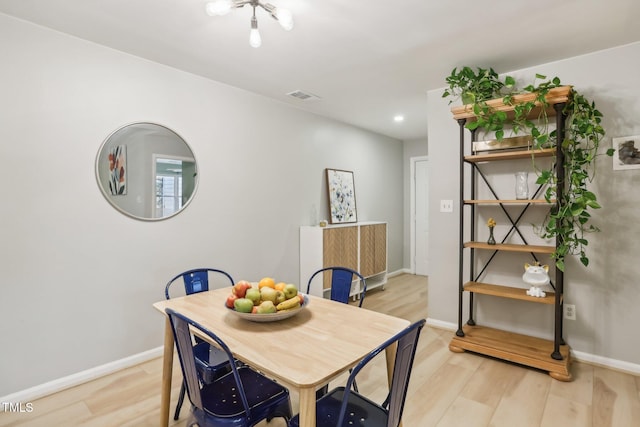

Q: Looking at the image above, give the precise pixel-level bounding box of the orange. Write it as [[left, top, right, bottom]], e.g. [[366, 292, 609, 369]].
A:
[[258, 277, 276, 289], [274, 282, 286, 291]]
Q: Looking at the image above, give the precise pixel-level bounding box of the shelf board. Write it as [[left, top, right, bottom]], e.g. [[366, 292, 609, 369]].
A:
[[464, 241, 555, 254], [464, 199, 554, 205], [464, 281, 555, 304], [465, 148, 556, 163], [451, 86, 572, 120], [449, 325, 572, 381]]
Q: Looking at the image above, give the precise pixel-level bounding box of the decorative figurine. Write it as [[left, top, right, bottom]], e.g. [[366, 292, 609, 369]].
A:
[[487, 217, 496, 245], [523, 263, 550, 297]]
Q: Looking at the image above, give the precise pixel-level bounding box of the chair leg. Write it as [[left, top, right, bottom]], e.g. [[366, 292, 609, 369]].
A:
[[316, 384, 329, 399], [174, 380, 186, 420], [348, 368, 359, 393]]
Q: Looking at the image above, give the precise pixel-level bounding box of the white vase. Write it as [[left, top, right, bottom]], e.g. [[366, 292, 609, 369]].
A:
[[515, 171, 528, 200]]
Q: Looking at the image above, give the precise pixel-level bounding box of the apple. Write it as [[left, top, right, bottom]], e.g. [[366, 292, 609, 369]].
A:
[[234, 298, 254, 313], [232, 280, 252, 298], [225, 293, 238, 308], [245, 288, 261, 305], [260, 287, 278, 303], [283, 284, 298, 300], [274, 290, 286, 305], [256, 300, 277, 314]]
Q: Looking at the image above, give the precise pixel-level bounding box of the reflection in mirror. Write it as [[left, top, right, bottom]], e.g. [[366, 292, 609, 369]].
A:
[[96, 123, 197, 220]]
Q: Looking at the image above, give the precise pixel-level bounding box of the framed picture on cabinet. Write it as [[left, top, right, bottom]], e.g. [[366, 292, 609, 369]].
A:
[[326, 168, 357, 224], [612, 135, 640, 170]]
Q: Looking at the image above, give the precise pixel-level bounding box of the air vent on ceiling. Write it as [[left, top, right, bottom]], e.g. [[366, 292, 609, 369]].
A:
[[286, 90, 321, 101]]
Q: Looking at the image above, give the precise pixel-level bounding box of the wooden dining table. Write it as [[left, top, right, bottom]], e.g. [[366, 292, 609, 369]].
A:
[[153, 287, 410, 427]]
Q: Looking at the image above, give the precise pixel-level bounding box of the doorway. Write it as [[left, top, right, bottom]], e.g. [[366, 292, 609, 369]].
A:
[[411, 156, 429, 276]]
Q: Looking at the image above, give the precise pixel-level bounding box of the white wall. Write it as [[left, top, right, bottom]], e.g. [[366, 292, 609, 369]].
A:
[[427, 42, 640, 367], [0, 14, 404, 396]]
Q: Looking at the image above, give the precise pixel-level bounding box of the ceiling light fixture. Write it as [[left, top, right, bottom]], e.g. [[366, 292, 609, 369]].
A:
[[394, 115, 405, 123], [206, 0, 294, 48]]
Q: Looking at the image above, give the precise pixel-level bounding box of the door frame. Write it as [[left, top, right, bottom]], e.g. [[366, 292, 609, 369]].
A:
[[410, 156, 429, 274]]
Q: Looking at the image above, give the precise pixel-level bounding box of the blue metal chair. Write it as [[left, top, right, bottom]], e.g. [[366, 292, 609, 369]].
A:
[[166, 308, 292, 427], [165, 268, 236, 420], [306, 266, 367, 307], [307, 266, 367, 396], [288, 319, 426, 427]]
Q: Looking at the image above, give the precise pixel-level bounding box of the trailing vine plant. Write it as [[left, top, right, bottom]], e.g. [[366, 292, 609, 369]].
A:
[[443, 68, 614, 271]]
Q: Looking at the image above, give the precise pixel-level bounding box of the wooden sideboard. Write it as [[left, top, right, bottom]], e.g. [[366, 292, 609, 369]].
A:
[[300, 222, 387, 298]]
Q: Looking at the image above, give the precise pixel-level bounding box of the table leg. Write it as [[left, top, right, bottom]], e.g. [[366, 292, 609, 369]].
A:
[[298, 386, 316, 427], [385, 342, 402, 427], [160, 317, 174, 427]]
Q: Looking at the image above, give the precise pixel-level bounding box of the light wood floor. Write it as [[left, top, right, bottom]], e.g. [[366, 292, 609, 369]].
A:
[[2, 274, 639, 426]]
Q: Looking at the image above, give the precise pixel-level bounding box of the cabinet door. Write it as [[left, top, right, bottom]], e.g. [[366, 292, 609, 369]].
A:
[[322, 226, 358, 289], [360, 223, 387, 277]]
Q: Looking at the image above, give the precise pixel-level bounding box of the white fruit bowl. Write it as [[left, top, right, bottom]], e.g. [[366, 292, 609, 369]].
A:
[[226, 294, 309, 323]]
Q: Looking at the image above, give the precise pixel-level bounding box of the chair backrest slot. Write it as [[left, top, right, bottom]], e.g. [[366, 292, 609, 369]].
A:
[[307, 266, 367, 307], [165, 268, 235, 300]]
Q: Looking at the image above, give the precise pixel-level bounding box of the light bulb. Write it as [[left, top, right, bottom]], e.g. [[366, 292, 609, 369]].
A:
[[205, 0, 232, 16], [249, 16, 262, 48], [250, 28, 262, 47], [275, 8, 293, 31]]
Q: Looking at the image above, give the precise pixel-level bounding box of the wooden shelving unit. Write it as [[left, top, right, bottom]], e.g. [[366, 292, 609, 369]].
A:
[[449, 325, 571, 381], [449, 88, 572, 381]]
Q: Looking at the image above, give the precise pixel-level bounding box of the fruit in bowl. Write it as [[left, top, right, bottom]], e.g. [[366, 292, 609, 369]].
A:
[[283, 284, 298, 300], [225, 280, 306, 321], [260, 287, 278, 303], [256, 300, 277, 314], [245, 288, 261, 305], [232, 280, 252, 298], [233, 298, 254, 313]]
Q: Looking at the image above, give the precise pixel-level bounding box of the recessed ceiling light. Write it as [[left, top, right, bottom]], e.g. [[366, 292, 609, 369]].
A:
[[394, 115, 405, 123]]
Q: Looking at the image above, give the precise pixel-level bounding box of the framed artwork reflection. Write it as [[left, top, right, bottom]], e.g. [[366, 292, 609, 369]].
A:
[[612, 135, 640, 170], [108, 145, 127, 195], [326, 168, 357, 224]]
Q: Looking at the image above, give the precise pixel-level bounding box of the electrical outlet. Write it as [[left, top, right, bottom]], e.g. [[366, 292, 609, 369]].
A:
[[564, 304, 576, 320], [440, 200, 453, 213]]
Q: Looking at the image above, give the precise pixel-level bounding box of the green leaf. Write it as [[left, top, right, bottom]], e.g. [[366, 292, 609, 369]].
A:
[[586, 200, 602, 209], [466, 121, 480, 130], [504, 76, 515, 87]]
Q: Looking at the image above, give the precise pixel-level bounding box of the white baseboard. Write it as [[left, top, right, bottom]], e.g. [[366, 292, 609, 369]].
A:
[[0, 346, 163, 403], [426, 318, 457, 331], [571, 349, 640, 375], [425, 317, 640, 376], [387, 268, 411, 278]]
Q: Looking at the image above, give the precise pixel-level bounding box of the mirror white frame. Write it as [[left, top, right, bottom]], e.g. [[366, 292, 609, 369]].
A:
[[95, 122, 198, 221]]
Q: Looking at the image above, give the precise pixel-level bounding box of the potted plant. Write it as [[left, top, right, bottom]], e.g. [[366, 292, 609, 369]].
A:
[[443, 70, 614, 271], [442, 66, 505, 105]]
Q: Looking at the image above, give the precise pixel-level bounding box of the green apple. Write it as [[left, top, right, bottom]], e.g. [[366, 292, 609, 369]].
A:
[[256, 300, 277, 314], [234, 298, 254, 313], [260, 287, 277, 303], [245, 288, 261, 305], [283, 284, 298, 300], [274, 290, 286, 305]]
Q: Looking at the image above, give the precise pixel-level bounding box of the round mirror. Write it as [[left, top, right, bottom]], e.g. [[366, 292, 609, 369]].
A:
[[96, 122, 198, 221]]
